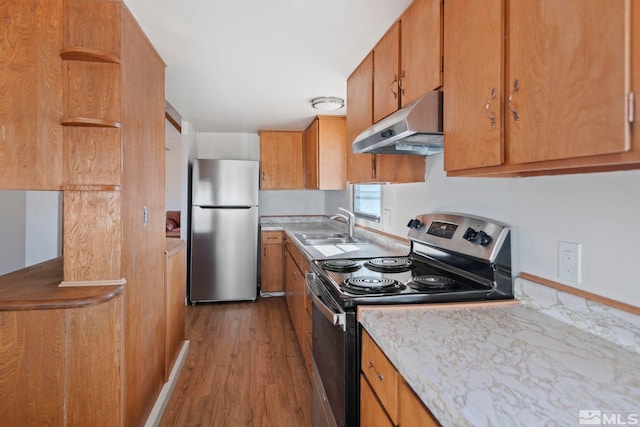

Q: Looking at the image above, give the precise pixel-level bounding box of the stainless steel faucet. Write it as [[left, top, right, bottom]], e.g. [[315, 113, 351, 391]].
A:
[[330, 207, 355, 237]]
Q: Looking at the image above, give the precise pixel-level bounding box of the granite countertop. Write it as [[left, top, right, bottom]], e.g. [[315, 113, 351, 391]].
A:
[[260, 216, 409, 260], [359, 278, 640, 427]]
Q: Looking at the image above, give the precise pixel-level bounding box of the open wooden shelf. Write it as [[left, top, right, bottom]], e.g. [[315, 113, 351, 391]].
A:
[[60, 47, 120, 63], [61, 117, 121, 128]]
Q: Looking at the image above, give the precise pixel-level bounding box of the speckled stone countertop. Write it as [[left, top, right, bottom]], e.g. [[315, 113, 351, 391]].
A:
[[359, 278, 640, 427], [260, 216, 409, 260]]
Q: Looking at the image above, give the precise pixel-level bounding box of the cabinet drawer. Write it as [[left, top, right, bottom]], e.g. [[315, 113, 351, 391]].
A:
[[262, 230, 283, 244], [361, 329, 398, 423]]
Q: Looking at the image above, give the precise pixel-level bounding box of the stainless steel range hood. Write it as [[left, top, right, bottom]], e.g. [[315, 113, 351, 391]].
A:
[[352, 90, 443, 155]]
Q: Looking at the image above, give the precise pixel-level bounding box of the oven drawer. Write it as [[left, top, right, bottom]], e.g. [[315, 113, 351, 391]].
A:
[[361, 329, 398, 424]]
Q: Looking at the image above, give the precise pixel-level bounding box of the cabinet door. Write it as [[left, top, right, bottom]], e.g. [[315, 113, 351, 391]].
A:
[[283, 248, 296, 319], [316, 117, 346, 190], [261, 240, 282, 293], [304, 118, 319, 189], [443, 0, 504, 172], [507, 0, 630, 164], [398, 379, 439, 427], [373, 22, 401, 123], [361, 375, 394, 427], [400, 0, 443, 107], [259, 131, 303, 189], [346, 53, 376, 182]]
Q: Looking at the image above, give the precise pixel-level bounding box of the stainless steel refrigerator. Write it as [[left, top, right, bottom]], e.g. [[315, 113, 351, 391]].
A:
[[189, 159, 259, 303]]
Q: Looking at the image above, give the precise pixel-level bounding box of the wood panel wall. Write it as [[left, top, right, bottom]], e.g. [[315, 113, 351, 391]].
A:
[[0, 0, 63, 189], [120, 5, 166, 425]]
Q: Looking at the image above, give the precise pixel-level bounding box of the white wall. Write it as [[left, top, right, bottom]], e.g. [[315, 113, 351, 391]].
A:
[[181, 119, 198, 241], [362, 154, 640, 307], [197, 132, 260, 160], [0, 190, 62, 276], [25, 191, 62, 266], [0, 191, 27, 275], [165, 120, 182, 210], [260, 190, 327, 215]]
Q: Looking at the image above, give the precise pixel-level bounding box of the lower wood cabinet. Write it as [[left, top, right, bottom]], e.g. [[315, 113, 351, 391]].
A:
[[165, 238, 186, 381], [261, 230, 283, 293], [361, 329, 440, 426], [283, 235, 313, 380]]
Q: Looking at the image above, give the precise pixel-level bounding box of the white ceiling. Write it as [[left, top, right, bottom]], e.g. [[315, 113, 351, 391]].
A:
[[124, 0, 412, 133]]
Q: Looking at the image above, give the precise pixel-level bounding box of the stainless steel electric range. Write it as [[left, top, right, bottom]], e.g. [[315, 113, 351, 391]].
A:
[[307, 212, 513, 427]]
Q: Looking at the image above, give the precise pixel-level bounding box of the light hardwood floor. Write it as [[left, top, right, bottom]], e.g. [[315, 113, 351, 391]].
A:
[[159, 297, 312, 427]]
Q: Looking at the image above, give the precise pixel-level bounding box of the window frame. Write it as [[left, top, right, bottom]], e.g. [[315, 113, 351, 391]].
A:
[[352, 184, 381, 222]]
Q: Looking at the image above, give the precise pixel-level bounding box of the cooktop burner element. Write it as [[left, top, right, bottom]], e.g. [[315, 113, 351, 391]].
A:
[[321, 259, 362, 272], [407, 275, 456, 291], [364, 257, 413, 273], [341, 277, 404, 295]]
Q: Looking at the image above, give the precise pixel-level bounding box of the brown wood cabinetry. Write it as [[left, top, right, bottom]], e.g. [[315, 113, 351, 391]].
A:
[[444, 0, 640, 176], [304, 116, 347, 189], [283, 236, 313, 380], [165, 239, 186, 382], [361, 329, 440, 426], [399, 379, 440, 427], [373, 0, 443, 122], [0, 258, 124, 426], [0, 0, 63, 190], [346, 54, 427, 184], [373, 22, 402, 123], [1, 1, 175, 425], [261, 230, 283, 293], [259, 130, 304, 189]]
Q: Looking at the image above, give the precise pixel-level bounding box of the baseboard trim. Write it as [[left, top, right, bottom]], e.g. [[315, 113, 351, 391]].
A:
[[144, 340, 190, 427]]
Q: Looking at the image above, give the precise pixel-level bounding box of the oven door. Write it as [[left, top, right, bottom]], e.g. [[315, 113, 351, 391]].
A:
[[307, 272, 358, 427]]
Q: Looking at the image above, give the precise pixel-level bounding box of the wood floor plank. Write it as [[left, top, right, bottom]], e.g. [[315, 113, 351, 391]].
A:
[[159, 297, 312, 427]]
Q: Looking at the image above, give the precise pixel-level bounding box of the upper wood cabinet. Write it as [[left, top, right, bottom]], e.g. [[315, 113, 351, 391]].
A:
[[346, 53, 377, 183], [444, 0, 639, 176], [346, 54, 426, 184], [304, 116, 346, 190], [259, 130, 304, 189], [373, 22, 401, 123], [373, 0, 443, 123]]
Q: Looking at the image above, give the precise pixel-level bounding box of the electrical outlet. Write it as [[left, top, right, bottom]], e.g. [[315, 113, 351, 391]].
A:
[[558, 241, 581, 283]]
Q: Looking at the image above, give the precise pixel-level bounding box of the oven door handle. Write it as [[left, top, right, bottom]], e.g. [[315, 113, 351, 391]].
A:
[[306, 273, 346, 331]]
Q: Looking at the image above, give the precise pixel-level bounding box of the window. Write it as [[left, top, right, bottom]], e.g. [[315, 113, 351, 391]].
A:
[[353, 184, 381, 222]]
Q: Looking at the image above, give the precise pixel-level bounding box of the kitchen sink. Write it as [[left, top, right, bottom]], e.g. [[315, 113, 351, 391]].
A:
[[295, 233, 366, 246]]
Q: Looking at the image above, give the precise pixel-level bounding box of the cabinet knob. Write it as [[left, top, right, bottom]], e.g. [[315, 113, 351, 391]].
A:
[[368, 360, 384, 382]]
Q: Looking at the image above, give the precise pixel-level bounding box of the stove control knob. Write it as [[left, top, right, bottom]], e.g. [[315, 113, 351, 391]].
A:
[[463, 227, 477, 241], [406, 219, 424, 229], [477, 230, 493, 246]]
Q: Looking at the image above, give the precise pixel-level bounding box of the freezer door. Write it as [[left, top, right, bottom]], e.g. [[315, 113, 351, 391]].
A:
[[192, 159, 259, 207], [190, 206, 258, 302]]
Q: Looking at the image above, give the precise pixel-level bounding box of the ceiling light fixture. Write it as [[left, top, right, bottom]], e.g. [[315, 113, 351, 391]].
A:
[[311, 96, 345, 111]]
